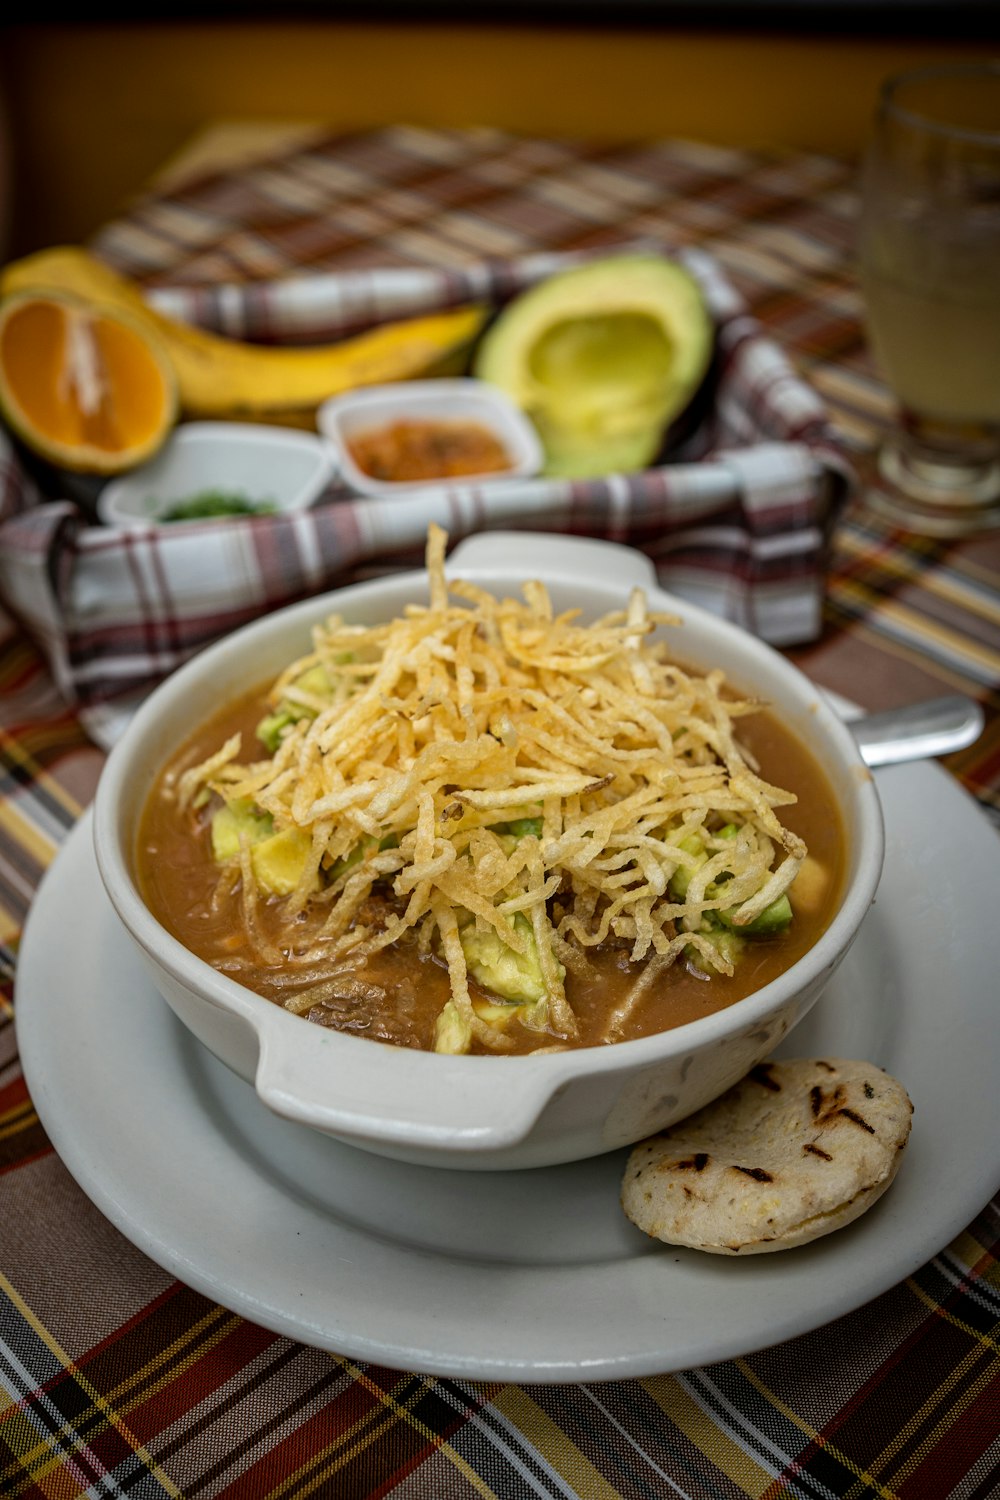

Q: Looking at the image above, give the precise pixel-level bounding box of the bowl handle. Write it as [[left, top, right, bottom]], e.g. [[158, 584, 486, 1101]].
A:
[[253, 1018, 563, 1156], [449, 530, 657, 590]]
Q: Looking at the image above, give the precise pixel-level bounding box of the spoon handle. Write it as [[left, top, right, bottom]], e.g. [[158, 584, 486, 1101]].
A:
[[850, 694, 985, 767]]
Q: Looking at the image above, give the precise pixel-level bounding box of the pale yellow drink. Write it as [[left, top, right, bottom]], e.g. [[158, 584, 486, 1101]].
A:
[[861, 256, 1000, 426], [858, 63, 1000, 526]]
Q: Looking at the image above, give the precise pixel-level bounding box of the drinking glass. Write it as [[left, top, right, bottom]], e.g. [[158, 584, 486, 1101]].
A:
[[858, 62, 1000, 535]]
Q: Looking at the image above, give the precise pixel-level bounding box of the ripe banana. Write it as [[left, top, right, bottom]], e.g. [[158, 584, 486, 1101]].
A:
[[0, 247, 487, 424]]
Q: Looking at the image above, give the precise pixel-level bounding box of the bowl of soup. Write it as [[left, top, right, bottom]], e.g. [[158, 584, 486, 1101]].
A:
[[93, 528, 884, 1170]]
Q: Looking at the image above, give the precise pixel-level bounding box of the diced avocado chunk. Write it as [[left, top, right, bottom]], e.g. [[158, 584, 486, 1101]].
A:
[[256, 662, 344, 752], [687, 919, 746, 973], [473, 999, 522, 1024], [719, 893, 793, 936], [790, 855, 827, 914], [213, 797, 315, 896], [460, 913, 548, 1004], [250, 826, 315, 897], [668, 825, 793, 939], [668, 833, 708, 899], [434, 999, 472, 1055], [328, 831, 399, 882], [256, 709, 297, 755], [329, 834, 377, 882], [502, 816, 543, 839], [486, 813, 543, 851], [297, 663, 339, 694], [210, 798, 274, 863]]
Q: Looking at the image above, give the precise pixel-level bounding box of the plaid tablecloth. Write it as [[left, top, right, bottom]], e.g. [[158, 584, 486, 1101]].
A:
[[2, 124, 999, 1498]]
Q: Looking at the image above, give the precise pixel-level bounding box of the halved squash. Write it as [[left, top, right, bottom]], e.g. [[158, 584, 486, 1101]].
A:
[[0, 289, 176, 474]]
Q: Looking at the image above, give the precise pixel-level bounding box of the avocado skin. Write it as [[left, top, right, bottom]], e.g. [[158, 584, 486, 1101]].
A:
[[474, 254, 713, 480]]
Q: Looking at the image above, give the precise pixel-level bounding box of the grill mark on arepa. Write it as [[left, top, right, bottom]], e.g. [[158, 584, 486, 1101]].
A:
[[810, 1083, 849, 1122], [749, 1063, 781, 1091], [733, 1165, 774, 1182], [803, 1142, 833, 1160], [838, 1107, 876, 1134]]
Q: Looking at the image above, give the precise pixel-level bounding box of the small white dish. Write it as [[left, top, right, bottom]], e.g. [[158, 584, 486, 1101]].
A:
[[97, 422, 334, 529], [317, 379, 543, 495]]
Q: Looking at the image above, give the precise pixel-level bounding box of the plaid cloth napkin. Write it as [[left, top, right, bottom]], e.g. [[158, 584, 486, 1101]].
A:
[[0, 242, 852, 740]]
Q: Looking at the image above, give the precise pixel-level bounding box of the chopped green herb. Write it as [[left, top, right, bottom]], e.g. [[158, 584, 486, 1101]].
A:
[[159, 490, 278, 522]]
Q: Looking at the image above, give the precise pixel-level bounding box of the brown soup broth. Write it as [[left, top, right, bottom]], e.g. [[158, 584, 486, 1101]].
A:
[[136, 688, 846, 1055]]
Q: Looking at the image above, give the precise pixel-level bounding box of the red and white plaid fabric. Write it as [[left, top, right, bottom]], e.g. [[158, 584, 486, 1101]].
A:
[[0, 243, 852, 731]]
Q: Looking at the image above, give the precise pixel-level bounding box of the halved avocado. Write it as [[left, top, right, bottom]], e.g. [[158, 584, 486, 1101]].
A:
[[474, 255, 713, 478]]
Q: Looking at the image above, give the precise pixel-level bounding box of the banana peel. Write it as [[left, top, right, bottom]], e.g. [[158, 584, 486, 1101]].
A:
[[0, 247, 488, 425]]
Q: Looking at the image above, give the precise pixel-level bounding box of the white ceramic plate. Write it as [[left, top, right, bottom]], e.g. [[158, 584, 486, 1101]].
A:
[[16, 761, 1000, 1381]]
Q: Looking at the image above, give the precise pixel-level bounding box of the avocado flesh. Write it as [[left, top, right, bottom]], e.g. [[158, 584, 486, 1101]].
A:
[[528, 311, 674, 429], [210, 798, 314, 897], [719, 892, 793, 936], [475, 254, 713, 479], [434, 999, 472, 1055], [667, 828, 794, 940], [251, 826, 315, 897], [257, 661, 344, 752], [460, 916, 548, 1004], [539, 424, 664, 481], [211, 799, 273, 863]]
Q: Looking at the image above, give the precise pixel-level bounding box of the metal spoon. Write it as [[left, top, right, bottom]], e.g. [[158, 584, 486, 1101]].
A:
[[849, 694, 985, 767]]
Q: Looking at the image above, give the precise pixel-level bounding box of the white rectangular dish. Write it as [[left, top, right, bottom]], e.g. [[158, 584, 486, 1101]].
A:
[[317, 379, 543, 495], [98, 421, 334, 528]]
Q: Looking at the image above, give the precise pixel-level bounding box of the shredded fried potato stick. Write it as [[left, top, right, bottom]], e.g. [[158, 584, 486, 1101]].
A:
[[180, 524, 807, 1053]]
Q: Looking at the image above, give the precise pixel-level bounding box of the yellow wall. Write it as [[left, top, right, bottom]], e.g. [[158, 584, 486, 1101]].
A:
[[1, 20, 993, 255]]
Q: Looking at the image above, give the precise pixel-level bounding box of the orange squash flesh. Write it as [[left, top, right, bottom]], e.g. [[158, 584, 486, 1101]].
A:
[[0, 292, 176, 473]]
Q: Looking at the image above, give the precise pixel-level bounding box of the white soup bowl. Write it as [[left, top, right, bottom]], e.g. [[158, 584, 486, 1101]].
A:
[[93, 532, 884, 1170]]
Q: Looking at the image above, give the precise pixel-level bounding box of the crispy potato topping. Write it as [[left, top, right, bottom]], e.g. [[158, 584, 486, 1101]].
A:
[[176, 525, 805, 1052]]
